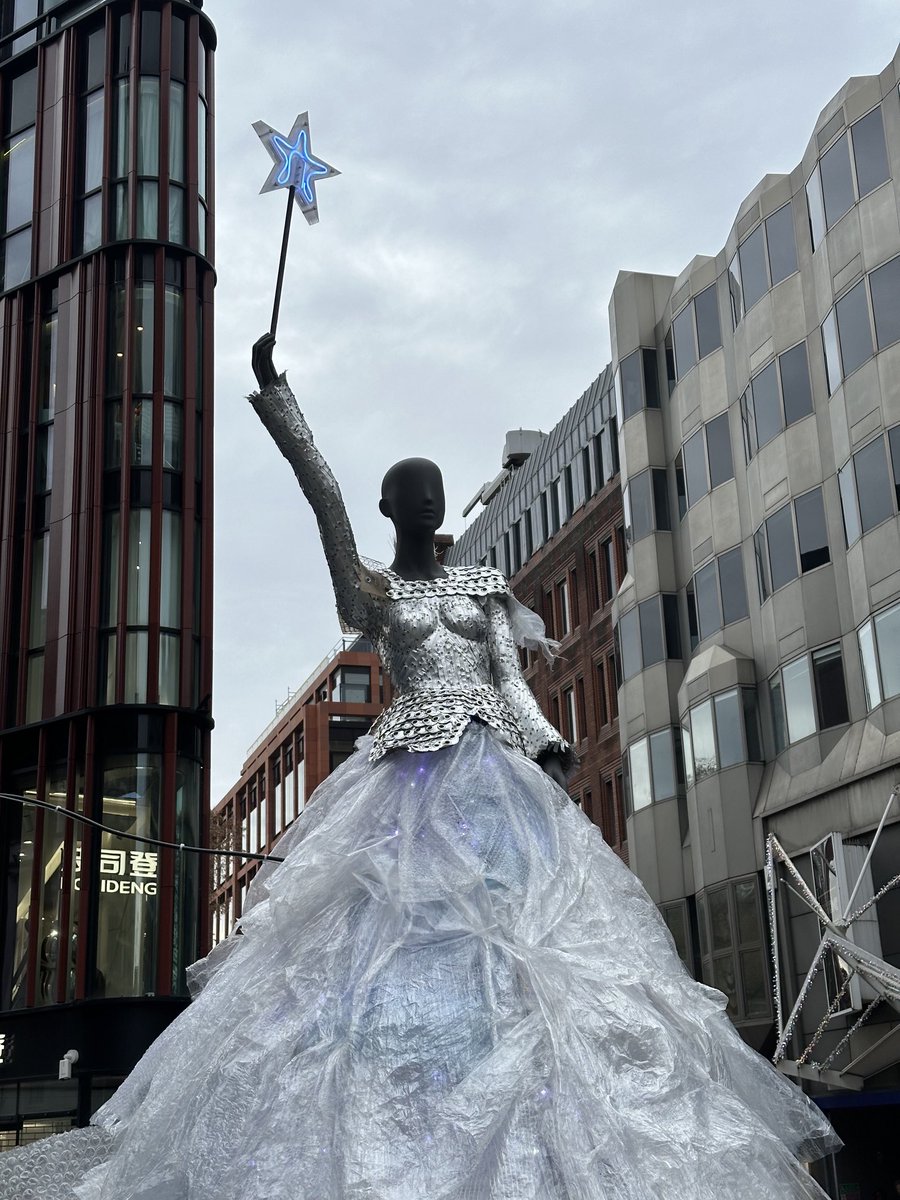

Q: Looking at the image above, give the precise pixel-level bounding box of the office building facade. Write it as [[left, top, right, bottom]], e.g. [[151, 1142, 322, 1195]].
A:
[[0, 0, 215, 1145], [608, 50, 900, 1193]]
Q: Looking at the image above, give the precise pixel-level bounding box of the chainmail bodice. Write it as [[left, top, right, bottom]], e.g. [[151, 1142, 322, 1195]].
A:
[[250, 377, 571, 766]]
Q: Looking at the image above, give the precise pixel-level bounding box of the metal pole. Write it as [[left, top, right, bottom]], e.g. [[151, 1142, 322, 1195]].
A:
[[270, 186, 296, 337]]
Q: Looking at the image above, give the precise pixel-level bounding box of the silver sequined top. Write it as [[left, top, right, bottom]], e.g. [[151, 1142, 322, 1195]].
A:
[[250, 375, 572, 766]]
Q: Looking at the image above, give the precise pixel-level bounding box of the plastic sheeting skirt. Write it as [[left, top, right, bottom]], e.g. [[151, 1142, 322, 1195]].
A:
[[0, 725, 839, 1199]]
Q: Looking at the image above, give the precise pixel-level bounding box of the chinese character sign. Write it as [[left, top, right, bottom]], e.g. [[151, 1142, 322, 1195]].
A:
[[74, 847, 159, 895]]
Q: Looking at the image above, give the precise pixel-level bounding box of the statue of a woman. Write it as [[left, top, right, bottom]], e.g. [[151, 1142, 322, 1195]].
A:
[[0, 339, 840, 1199]]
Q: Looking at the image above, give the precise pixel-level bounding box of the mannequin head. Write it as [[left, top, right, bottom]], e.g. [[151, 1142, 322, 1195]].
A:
[[379, 458, 445, 537]]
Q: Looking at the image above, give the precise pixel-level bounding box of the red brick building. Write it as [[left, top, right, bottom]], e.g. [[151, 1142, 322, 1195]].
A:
[[445, 366, 628, 859], [210, 637, 390, 944]]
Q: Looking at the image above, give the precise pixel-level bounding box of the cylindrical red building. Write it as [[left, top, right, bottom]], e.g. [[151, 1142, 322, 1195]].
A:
[[0, 0, 214, 1145]]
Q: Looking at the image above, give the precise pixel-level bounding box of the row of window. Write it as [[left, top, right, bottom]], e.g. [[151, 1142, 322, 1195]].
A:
[[617, 593, 681, 681], [687, 546, 748, 646], [665, 101, 891, 391], [822, 255, 900, 395], [2, 11, 211, 292], [754, 486, 830, 601], [488, 417, 619, 579], [684, 687, 762, 786], [677, 411, 734, 513], [739, 341, 813, 460], [769, 643, 849, 752], [728, 201, 798, 327], [808, 104, 891, 248]]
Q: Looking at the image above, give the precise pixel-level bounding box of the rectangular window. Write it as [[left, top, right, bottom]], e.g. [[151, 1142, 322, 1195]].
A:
[[835, 278, 874, 378], [750, 360, 781, 449], [874, 603, 900, 699], [556, 578, 571, 636], [690, 700, 717, 780], [858, 620, 881, 710], [706, 412, 733, 489], [629, 738, 652, 811], [718, 546, 748, 625], [649, 729, 677, 800], [838, 460, 862, 545], [811, 643, 849, 729], [869, 255, 900, 352], [782, 656, 816, 744], [779, 341, 813, 425], [820, 132, 855, 228], [728, 252, 743, 328], [694, 284, 721, 359], [619, 350, 643, 420], [851, 105, 889, 199], [618, 608, 641, 681], [753, 527, 770, 602], [794, 487, 830, 572], [807, 164, 826, 248], [628, 470, 654, 541], [765, 503, 798, 591], [683, 428, 708, 508], [854, 437, 893, 533], [638, 597, 665, 668], [672, 303, 697, 380], [738, 224, 768, 311], [822, 310, 841, 395], [662, 593, 681, 659], [564, 687, 578, 743], [765, 202, 797, 285], [714, 690, 743, 769], [695, 560, 720, 643]]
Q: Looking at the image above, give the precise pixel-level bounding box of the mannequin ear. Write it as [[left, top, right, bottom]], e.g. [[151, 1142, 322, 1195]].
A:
[[378, 497, 392, 519]]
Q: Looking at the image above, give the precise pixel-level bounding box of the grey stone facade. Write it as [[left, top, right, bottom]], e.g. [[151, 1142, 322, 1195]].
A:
[[610, 49, 900, 1111]]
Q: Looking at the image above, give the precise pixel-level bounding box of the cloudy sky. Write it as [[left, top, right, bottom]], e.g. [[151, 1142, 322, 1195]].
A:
[[208, 0, 898, 800]]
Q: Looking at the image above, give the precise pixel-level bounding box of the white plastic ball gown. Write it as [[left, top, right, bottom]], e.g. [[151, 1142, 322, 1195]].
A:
[[0, 375, 840, 1199]]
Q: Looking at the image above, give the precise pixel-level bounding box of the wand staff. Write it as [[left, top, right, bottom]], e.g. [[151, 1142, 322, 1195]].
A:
[[253, 112, 340, 339]]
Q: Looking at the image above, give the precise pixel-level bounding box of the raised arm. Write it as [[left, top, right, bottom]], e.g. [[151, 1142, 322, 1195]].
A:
[[250, 335, 379, 636], [484, 593, 574, 787]]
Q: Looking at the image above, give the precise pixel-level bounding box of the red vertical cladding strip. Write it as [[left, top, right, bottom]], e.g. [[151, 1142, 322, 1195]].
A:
[[197, 724, 211, 956], [155, 712, 177, 995], [180, 256, 198, 709], [74, 713, 96, 1000], [203, 26, 214, 265], [23, 730, 48, 1008], [0, 298, 13, 720], [198, 267, 213, 710], [114, 247, 135, 703], [54, 719, 79, 1004], [77, 260, 105, 712], [18, 297, 40, 726], [146, 248, 164, 705]]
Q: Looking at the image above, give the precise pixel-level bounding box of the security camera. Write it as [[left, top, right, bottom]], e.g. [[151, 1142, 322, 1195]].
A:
[[58, 1049, 79, 1080]]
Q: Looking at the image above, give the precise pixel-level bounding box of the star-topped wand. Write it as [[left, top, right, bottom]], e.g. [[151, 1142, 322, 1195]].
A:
[[253, 112, 340, 337]]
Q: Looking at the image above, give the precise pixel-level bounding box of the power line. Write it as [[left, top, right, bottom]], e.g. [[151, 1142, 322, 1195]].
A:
[[0, 791, 286, 865]]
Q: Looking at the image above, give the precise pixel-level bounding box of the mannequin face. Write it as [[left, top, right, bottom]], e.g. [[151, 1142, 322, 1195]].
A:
[[379, 458, 445, 536]]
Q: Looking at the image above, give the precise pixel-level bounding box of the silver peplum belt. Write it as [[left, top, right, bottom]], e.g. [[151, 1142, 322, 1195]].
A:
[[368, 685, 525, 760]]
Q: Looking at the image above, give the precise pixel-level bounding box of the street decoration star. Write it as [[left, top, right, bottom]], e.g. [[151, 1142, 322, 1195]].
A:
[[253, 112, 340, 226]]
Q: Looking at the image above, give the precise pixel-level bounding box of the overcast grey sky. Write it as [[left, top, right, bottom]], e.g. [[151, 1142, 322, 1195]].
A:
[[209, 0, 898, 801]]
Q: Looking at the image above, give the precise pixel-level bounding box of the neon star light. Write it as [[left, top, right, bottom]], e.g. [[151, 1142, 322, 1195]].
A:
[[253, 112, 339, 226]]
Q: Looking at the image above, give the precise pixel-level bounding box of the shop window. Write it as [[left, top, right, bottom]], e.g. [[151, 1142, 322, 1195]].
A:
[[91, 755, 161, 998], [769, 644, 849, 752], [808, 107, 890, 249]]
